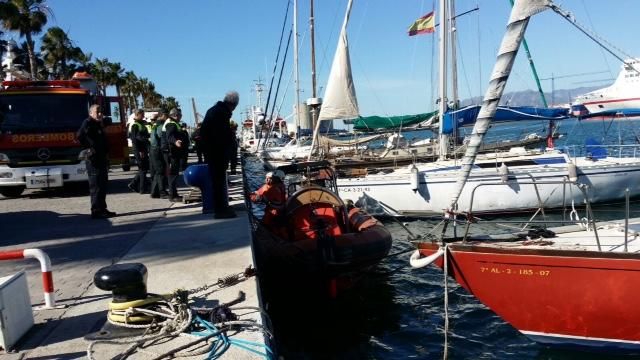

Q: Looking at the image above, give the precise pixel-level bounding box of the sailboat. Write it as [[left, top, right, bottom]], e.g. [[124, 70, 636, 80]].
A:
[[334, 0, 640, 216], [410, 0, 640, 353], [249, 0, 392, 298]]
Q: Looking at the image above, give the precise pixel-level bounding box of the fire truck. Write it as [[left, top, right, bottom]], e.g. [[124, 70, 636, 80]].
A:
[[0, 77, 129, 197]]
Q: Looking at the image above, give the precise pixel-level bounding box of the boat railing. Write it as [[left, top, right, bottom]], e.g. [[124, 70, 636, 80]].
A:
[[461, 178, 637, 252], [461, 177, 603, 251], [561, 143, 640, 159]]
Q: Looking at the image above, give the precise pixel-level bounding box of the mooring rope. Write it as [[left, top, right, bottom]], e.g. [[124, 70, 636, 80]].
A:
[[442, 244, 450, 360]]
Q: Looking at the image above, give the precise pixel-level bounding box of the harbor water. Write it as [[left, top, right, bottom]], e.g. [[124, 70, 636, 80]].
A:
[[245, 117, 640, 359]]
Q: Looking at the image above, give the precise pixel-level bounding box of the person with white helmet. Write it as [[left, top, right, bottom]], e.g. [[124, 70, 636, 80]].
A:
[[250, 170, 286, 228]]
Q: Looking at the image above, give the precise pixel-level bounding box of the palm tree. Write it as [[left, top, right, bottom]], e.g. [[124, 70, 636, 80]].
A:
[[0, 0, 51, 79], [76, 50, 92, 70], [91, 57, 110, 96], [163, 96, 180, 111], [41, 26, 82, 78], [121, 70, 139, 113], [107, 61, 124, 98]]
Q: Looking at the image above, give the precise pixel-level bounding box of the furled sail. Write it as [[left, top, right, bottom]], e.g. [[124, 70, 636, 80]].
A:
[[317, 0, 359, 122], [449, 0, 552, 210], [349, 111, 438, 131]]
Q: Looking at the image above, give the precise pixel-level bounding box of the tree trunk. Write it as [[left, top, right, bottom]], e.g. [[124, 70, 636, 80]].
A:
[[25, 33, 37, 79]]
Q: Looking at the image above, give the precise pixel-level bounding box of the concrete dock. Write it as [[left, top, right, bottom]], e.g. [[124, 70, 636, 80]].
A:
[[0, 172, 270, 359]]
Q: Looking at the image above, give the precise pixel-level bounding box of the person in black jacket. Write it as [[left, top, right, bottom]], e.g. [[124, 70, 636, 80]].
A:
[[162, 108, 188, 202], [77, 104, 116, 219], [200, 91, 239, 219], [192, 123, 204, 163], [127, 109, 150, 193]]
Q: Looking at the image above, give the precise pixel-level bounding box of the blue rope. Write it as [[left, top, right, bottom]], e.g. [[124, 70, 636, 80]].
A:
[[229, 338, 275, 359], [190, 315, 274, 360]]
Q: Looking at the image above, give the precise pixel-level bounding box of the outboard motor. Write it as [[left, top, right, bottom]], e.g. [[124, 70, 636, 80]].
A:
[[94, 263, 148, 303]]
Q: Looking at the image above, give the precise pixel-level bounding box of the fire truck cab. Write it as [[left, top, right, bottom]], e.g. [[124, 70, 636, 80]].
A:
[[0, 78, 129, 197]]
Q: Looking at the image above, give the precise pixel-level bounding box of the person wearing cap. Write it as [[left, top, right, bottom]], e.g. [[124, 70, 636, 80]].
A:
[[149, 112, 168, 198], [162, 108, 188, 202], [201, 91, 240, 219], [250, 170, 286, 228], [127, 109, 150, 194]]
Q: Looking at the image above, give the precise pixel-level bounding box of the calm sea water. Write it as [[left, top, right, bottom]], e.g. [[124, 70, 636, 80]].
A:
[[244, 117, 640, 359]]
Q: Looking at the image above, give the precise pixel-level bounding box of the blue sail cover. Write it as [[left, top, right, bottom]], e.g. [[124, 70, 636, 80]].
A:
[[442, 105, 570, 134]]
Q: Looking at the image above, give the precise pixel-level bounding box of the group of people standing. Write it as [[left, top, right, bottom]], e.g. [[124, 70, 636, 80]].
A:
[[127, 107, 188, 202], [77, 90, 242, 220]]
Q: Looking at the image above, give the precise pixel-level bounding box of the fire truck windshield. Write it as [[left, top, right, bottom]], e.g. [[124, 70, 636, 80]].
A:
[[0, 93, 90, 133]]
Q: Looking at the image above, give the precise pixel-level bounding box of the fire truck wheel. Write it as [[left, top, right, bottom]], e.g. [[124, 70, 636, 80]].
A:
[[122, 164, 131, 172], [0, 186, 25, 198]]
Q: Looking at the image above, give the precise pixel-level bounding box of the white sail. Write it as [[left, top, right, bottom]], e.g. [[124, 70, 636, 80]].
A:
[[317, 0, 359, 121], [448, 0, 551, 210]]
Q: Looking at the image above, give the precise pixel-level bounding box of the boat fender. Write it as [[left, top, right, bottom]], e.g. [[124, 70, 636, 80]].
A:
[[409, 247, 445, 269], [499, 163, 509, 183], [567, 161, 578, 183], [410, 164, 420, 192], [348, 207, 379, 231]]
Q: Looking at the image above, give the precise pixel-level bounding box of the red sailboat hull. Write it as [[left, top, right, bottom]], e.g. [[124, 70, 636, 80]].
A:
[[418, 243, 640, 352]]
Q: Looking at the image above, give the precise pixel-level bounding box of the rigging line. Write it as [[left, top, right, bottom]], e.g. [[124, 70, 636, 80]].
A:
[[453, 20, 473, 108], [257, 0, 291, 150], [579, 0, 613, 78], [264, 28, 294, 149], [549, 3, 639, 76], [476, 2, 483, 101]]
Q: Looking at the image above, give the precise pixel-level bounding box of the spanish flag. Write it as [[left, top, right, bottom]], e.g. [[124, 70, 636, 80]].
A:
[[408, 11, 435, 36]]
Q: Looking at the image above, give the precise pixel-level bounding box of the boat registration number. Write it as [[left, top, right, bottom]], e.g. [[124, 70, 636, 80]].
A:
[[480, 266, 551, 277], [340, 187, 371, 193]]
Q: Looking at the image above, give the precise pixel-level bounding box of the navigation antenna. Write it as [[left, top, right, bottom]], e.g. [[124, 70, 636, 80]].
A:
[[252, 77, 265, 109]]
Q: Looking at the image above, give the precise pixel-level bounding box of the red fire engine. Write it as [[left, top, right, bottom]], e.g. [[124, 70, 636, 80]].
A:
[[0, 77, 129, 197]]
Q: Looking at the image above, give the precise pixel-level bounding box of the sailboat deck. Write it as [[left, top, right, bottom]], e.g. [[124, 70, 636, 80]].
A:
[[465, 218, 640, 254]]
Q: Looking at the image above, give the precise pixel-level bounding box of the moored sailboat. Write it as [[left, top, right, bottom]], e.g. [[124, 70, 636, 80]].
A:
[[410, 0, 640, 353], [333, 0, 640, 217]]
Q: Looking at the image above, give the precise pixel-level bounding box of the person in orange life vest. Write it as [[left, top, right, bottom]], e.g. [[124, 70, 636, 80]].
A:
[[250, 170, 286, 226]]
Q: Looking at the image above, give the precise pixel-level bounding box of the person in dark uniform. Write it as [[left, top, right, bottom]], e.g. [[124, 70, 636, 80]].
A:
[[77, 104, 116, 219], [229, 121, 238, 175], [192, 123, 204, 164], [162, 108, 188, 202], [127, 109, 150, 193], [149, 113, 168, 198], [200, 91, 239, 219], [179, 122, 190, 171]]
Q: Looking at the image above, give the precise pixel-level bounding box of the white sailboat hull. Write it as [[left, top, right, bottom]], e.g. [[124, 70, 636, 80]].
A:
[[337, 153, 640, 215]]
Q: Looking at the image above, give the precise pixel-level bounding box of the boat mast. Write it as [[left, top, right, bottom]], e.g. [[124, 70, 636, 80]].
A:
[[449, 0, 460, 152], [438, 0, 450, 160], [294, 0, 301, 135], [508, 0, 548, 108], [449, 0, 551, 210], [306, 0, 323, 159], [450, 0, 459, 111]]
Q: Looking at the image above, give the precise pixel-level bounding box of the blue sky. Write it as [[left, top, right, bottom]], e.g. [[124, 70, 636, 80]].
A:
[[37, 0, 640, 126]]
